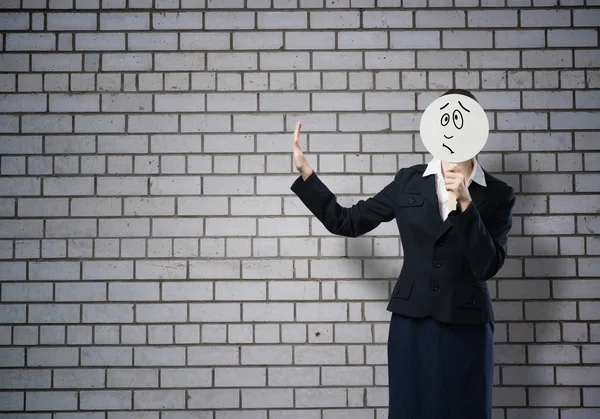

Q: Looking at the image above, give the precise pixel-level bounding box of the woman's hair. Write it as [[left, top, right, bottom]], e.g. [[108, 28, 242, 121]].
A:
[[441, 89, 478, 103]]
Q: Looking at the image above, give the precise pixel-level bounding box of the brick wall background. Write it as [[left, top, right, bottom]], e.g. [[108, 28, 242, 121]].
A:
[[0, 1, 599, 418]]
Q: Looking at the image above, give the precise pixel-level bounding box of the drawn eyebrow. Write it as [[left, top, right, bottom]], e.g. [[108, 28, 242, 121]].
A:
[[458, 101, 470, 112], [440, 103, 449, 110]]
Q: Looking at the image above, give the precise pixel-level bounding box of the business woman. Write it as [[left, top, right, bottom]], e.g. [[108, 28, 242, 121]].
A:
[[290, 116, 516, 418]]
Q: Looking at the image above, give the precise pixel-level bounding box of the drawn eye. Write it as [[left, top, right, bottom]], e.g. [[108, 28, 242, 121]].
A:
[[441, 113, 450, 126], [453, 110, 464, 130]]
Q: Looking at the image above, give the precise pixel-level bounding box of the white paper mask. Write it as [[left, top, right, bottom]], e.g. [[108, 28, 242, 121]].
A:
[[419, 93, 489, 163]]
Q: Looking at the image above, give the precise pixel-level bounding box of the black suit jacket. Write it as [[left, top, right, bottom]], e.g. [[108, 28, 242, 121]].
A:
[[291, 164, 516, 325]]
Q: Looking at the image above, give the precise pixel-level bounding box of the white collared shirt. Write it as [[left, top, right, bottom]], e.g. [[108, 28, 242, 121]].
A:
[[422, 157, 487, 221]]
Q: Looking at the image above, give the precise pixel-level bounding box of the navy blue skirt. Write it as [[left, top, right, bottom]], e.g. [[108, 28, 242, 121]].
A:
[[387, 313, 494, 419]]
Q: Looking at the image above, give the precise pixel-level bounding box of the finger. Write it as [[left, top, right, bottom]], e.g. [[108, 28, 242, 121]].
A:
[[293, 121, 301, 142]]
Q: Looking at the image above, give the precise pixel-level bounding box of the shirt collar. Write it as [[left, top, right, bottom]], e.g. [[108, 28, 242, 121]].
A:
[[422, 157, 487, 187]]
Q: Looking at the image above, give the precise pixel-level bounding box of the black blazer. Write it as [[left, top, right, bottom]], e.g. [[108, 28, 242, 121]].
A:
[[291, 163, 516, 326]]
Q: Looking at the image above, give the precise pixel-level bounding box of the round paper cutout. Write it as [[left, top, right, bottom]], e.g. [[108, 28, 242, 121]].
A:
[[419, 93, 489, 163]]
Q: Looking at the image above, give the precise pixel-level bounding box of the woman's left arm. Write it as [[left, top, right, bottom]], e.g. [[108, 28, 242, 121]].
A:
[[449, 187, 516, 280]]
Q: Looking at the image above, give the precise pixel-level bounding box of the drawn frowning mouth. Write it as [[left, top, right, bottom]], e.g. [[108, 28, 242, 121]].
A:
[[443, 143, 455, 154]]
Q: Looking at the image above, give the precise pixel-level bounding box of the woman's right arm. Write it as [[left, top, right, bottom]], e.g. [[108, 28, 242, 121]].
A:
[[290, 121, 401, 238]]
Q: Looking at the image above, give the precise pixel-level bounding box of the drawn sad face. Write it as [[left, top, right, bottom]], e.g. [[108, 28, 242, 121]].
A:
[[419, 94, 489, 163]]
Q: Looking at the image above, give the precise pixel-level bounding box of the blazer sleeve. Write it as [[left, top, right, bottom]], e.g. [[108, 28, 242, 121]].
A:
[[448, 185, 516, 280], [290, 170, 402, 238]]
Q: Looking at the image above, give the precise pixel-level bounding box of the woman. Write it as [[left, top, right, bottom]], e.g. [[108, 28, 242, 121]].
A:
[[289, 100, 516, 419]]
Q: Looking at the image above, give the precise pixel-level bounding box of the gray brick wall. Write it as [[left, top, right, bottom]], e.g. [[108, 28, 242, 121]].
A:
[[0, 1, 598, 418]]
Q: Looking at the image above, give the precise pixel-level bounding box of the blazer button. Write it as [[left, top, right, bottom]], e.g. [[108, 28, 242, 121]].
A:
[[432, 260, 441, 268], [436, 240, 444, 247], [468, 296, 476, 305], [408, 198, 415, 205]]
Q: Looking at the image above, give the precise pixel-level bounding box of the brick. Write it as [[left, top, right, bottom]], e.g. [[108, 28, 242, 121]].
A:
[[338, 31, 387, 49], [102, 93, 152, 112], [0, 12, 29, 30], [55, 283, 107, 302], [76, 33, 125, 50], [296, 388, 347, 408], [285, 31, 335, 50], [188, 346, 239, 366], [391, 31, 439, 49], [156, 53, 205, 71], [0, 304, 26, 324], [182, 114, 231, 133], [6, 33, 55, 51], [80, 347, 132, 366], [98, 218, 149, 237], [53, 369, 105, 389], [468, 10, 517, 27], [0, 54, 29, 72], [418, 51, 467, 69], [521, 10, 570, 27], [0, 116, 18, 133], [43, 177, 94, 196], [523, 91, 572, 109], [181, 32, 229, 50], [136, 260, 187, 279], [80, 390, 131, 410], [75, 115, 125, 133], [153, 12, 203, 29], [96, 177, 147, 196], [259, 93, 309, 112], [416, 10, 465, 28], [45, 219, 97, 238], [260, 52, 310, 70], [241, 346, 292, 365], [26, 392, 77, 411], [49, 94, 99, 113], [574, 9, 600, 27], [175, 197, 227, 216], [32, 54, 82, 71], [29, 304, 80, 324], [577, 50, 600, 67], [100, 13, 149, 30], [365, 51, 414, 69], [162, 282, 213, 301], [22, 115, 72, 133], [107, 368, 158, 388], [548, 29, 597, 47], [152, 218, 204, 237], [130, 391, 184, 411], [471, 51, 519, 69], [47, 13, 97, 30], [313, 51, 362, 70], [523, 50, 573, 68], [0, 93, 46, 112], [576, 91, 600, 109], [552, 112, 600, 130], [188, 389, 239, 409], [443, 30, 492, 49], [258, 11, 307, 29], [128, 32, 178, 50], [362, 11, 412, 28], [0, 348, 24, 366], [0, 178, 38, 197], [204, 12, 254, 30], [495, 30, 546, 48], [102, 53, 152, 71]]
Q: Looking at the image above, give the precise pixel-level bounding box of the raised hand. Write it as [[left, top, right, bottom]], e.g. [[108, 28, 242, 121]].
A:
[[292, 121, 313, 180]]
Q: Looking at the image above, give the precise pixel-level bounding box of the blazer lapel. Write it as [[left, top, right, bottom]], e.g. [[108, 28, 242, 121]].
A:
[[469, 181, 489, 211], [435, 180, 490, 241], [421, 173, 441, 222]]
